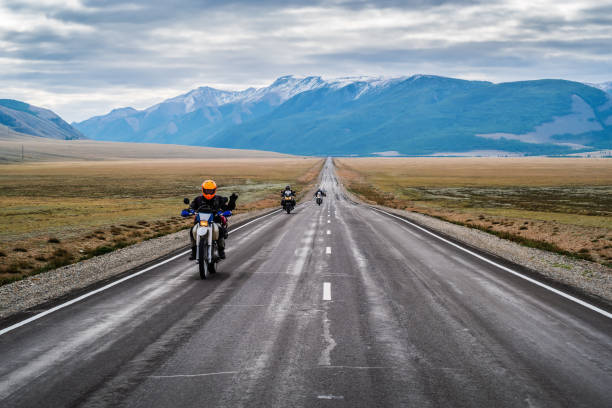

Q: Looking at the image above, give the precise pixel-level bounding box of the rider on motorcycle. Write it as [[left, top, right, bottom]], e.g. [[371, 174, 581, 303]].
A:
[[314, 188, 326, 198], [280, 185, 296, 206], [189, 179, 238, 260]]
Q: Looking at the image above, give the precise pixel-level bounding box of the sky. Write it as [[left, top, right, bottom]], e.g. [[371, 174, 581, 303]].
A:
[[1, 0, 611, 122]]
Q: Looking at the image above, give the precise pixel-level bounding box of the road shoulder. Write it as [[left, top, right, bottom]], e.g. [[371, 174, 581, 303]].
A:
[[0, 208, 276, 321], [340, 183, 612, 307]]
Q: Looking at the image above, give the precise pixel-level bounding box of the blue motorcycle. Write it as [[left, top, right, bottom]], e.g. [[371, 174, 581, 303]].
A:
[[181, 199, 232, 279]]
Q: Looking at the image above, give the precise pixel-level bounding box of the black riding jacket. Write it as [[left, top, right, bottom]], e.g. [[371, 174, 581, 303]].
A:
[[281, 189, 296, 197], [190, 195, 236, 213]]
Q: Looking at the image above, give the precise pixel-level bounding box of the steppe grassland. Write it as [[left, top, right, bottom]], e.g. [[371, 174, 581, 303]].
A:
[[0, 131, 292, 162], [335, 157, 612, 266], [0, 158, 323, 283]]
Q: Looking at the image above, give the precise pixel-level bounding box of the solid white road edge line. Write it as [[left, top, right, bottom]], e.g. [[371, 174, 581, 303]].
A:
[[323, 282, 331, 300], [372, 207, 612, 319], [0, 209, 282, 337]]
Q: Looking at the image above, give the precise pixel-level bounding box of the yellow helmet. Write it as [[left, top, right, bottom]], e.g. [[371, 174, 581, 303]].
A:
[[201, 179, 217, 200]]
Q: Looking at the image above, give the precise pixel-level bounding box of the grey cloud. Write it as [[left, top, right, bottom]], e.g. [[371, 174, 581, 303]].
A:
[[533, 39, 612, 55], [329, 0, 486, 9], [581, 4, 612, 15], [1, 27, 144, 62], [311, 42, 531, 67], [7, 0, 494, 26], [1, 0, 611, 122], [578, 4, 612, 25], [75, 0, 486, 10], [518, 14, 612, 33], [2, 29, 71, 45], [48, 0, 329, 24]]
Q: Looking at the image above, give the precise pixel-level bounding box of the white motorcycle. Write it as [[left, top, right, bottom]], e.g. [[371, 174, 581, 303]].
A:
[[182, 199, 231, 279]]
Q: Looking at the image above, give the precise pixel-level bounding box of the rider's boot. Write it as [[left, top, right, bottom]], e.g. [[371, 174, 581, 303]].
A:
[[189, 225, 196, 260], [218, 237, 226, 259]]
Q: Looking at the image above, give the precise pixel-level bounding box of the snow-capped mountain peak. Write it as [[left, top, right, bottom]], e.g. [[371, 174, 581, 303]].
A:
[[243, 75, 327, 104], [592, 81, 612, 94], [97, 75, 419, 120], [144, 76, 332, 115], [147, 86, 253, 115]]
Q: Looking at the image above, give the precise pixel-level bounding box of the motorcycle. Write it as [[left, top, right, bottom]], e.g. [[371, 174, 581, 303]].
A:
[[315, 192, 323, 206], [282, 191, 295, 214], [181, 198, 232, 279]]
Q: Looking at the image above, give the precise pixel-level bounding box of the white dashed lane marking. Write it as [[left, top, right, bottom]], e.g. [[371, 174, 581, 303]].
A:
[[326, 247, 331, 254], [323, 282, 331, 300], [326, 230, 331, 235], [318, 395, 344, 400]]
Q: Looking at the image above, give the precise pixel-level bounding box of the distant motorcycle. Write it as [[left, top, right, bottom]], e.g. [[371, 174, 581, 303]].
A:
[[314, 189, 326, 206], [181, 198, 232, 279], [282, 190, 295, 214]]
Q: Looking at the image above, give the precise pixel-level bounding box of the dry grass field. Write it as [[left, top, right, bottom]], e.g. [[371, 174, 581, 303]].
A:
[[0, 129, 291, 162], [0, 157, 323, 284], [335, 157, 612, 267]]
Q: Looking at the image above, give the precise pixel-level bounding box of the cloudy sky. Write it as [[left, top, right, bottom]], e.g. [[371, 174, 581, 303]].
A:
[[1, 0, 611, 122]]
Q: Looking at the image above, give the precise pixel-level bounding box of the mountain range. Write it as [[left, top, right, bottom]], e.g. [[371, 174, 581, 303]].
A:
[[73, 75, 612, 156], [73, 76, 333, 146], [2, 75, 611, 156], [0, 99, 85, 140]]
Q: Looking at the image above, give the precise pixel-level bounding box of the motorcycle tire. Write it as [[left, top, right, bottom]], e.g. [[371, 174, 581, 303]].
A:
[[198, 239, 210, 280], [286, 206, 291, 214], [210, 243, 217, 274]]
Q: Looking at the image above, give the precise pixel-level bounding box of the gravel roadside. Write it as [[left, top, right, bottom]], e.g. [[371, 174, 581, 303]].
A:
[[0, 208, 276, 320], [340, 186, 612, 306]]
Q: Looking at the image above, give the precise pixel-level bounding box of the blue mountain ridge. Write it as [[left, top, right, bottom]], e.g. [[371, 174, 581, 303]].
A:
[[0, 99, 85, 140], [73, 75, 612, 156]]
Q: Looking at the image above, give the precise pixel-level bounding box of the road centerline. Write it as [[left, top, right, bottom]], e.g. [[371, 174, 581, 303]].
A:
[[323, 282, 331, 300]]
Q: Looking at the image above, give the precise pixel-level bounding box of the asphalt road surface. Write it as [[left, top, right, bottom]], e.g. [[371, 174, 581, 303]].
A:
[[1, 159, 611, 407]]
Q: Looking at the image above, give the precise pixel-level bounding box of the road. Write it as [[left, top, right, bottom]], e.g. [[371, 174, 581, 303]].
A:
[[1, 159, 611, 407]]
